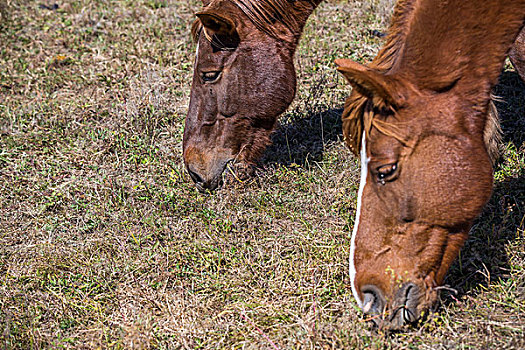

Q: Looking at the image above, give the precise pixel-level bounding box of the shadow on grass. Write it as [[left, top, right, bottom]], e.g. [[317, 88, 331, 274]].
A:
[[493, 70, 525, 148], [445, 172, 525, 295], [261, 107, 343, 167], [443, 69, 525, 302]]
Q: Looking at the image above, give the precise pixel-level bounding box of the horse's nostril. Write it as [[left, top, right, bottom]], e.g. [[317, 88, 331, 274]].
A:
[[362, 292, 376, 314], [397, 282, 420, 308], [188, 168, 223, 192], [361, 285, 385, 316], [402, 283, 420, 322], [187, 168, 204, 185], [390, 282, 421, 327]]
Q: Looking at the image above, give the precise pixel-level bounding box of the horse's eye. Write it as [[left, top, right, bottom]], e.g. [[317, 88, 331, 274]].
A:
[[376, 163, 398, 184], [202, 71, 221, 83]]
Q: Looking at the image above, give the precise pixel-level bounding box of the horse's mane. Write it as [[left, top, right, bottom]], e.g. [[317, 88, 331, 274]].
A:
[[370, 0, 417, 72], [232, 0, 318, 40], [192, 0, 319, 43], [342, 0, 418, 155]]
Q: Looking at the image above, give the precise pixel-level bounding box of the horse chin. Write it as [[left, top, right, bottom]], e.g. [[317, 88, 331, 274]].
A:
[[184, 146, 234, 192]]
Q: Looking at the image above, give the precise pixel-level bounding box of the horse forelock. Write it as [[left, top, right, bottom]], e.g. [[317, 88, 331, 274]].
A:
[[342, 0, 419, 155], [343, 93, 411, 156]]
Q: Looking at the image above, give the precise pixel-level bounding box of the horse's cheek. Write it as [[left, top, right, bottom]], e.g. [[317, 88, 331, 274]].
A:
[[218, 70, 239, 117], [407, 135, 492, 226]]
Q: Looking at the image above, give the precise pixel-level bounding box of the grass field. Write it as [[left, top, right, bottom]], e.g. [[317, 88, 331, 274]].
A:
[[1, 0, 524, 348]]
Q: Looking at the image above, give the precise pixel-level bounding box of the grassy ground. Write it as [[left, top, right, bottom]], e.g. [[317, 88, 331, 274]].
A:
[[0, 0, 524, 348]]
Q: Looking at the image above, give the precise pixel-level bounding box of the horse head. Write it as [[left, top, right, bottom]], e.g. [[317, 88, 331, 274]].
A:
[[336, 58, 494, 328], [183, 0, 319, 191]]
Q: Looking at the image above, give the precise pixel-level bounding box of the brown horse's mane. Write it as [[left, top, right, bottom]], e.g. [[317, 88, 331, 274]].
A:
[[343, 0, 508, 160], [342, 0, 417, 155], [370, 0, 417, 72], [192, 0, 319, 43], [232, 0, 318, 39]]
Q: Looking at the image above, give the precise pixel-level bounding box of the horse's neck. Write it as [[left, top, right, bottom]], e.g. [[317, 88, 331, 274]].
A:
[[291, 0, 324, 29], [371, 0, 418, 72], [383, 0, 525, 94], [234, 0, 323, 45], [287, 0, 324, 44]]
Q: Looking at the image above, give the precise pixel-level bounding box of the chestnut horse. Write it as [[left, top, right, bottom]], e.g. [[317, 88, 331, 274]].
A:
[[335, 0, 525, 328], [183, 0, 322, 191], [183, 0, 524, 192]]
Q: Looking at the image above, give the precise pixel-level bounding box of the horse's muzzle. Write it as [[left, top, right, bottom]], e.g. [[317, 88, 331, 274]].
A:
[[361, 282, 423, 329], [187, 164, 226, 192]]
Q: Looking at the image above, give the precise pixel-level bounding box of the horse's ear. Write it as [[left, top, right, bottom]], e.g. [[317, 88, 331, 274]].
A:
[[196, 10, 237, 38], [335, 59, 409, 109]]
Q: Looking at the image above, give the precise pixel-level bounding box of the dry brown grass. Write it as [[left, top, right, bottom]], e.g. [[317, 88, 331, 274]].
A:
[[0, 0, 524, 348]]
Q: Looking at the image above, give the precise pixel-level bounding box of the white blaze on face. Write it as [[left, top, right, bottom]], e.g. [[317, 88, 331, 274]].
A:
[[349, 131, 369, 308], [194, 42, 200, 70], [193, 39, 200, 72]]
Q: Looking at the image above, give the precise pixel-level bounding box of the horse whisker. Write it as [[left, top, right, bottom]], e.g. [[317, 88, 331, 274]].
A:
[[226, 162, 244, 183], [433, 285, 458, 294], [361, 314, 382, 323]]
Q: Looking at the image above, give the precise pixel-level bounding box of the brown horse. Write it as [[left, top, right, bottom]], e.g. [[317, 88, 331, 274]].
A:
[[183, 0, 321, 191], [336, 0, 525, 329]]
